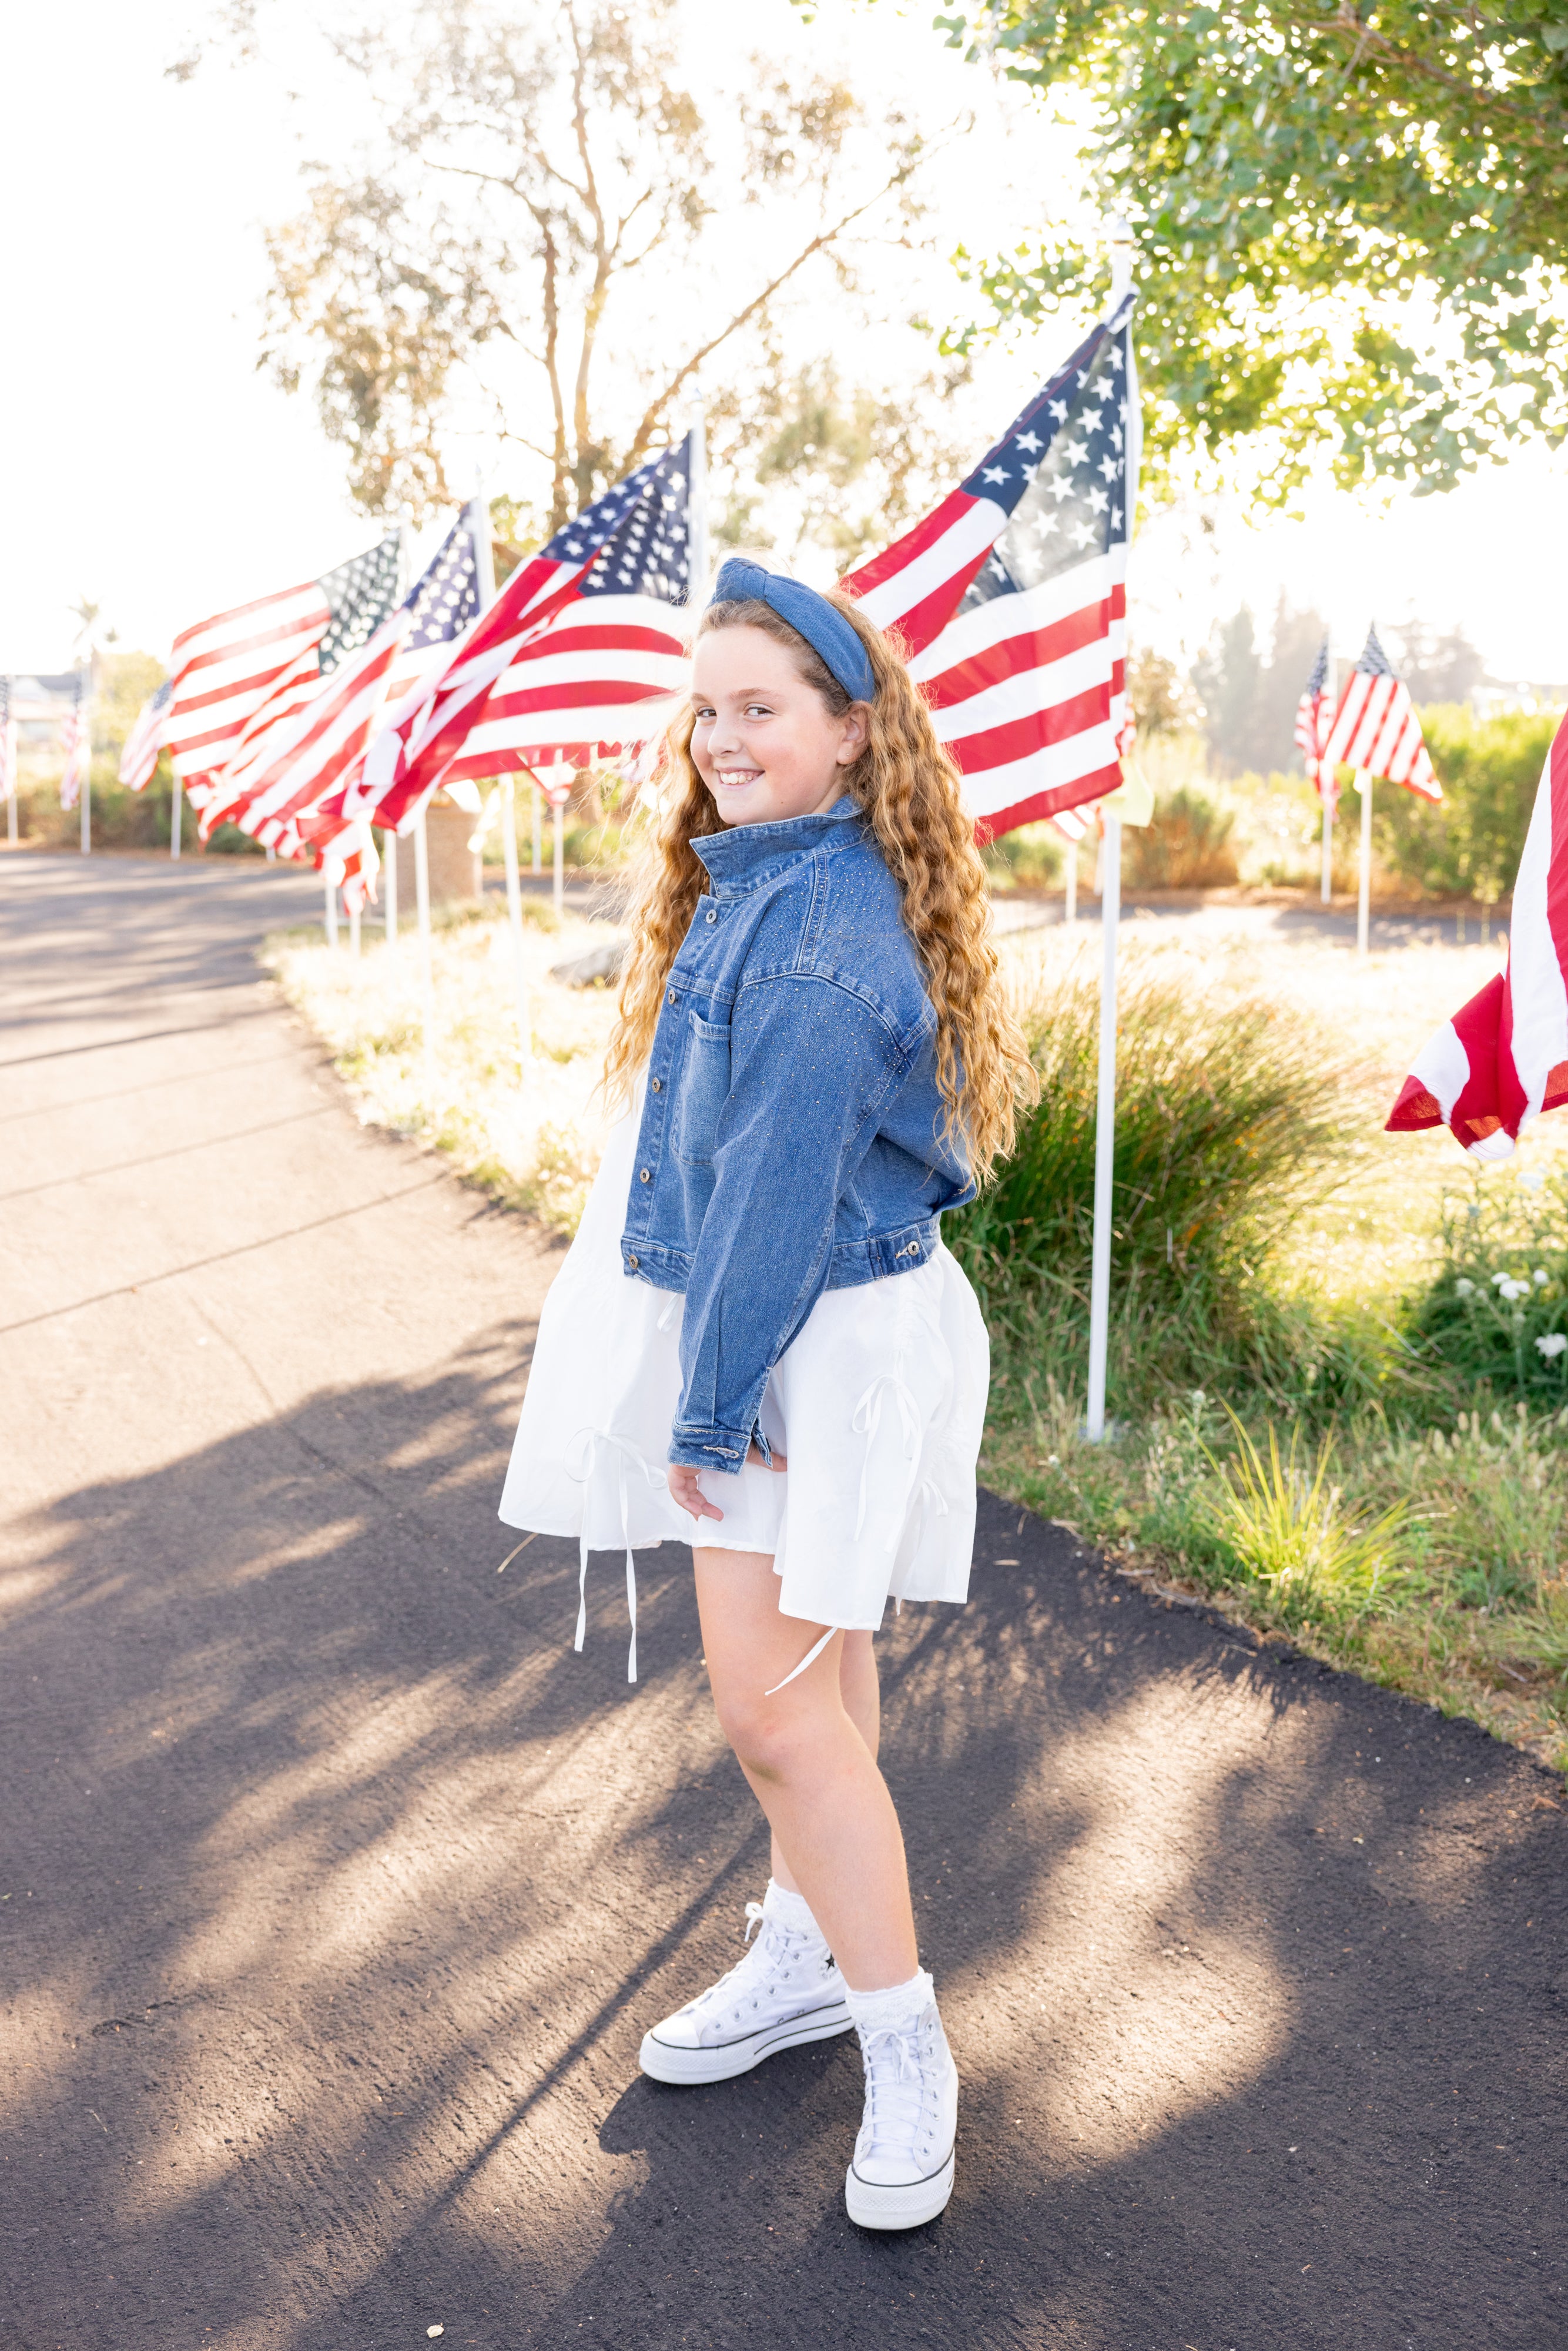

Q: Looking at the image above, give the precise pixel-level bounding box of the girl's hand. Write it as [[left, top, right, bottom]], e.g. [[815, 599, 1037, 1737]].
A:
[[668, 1443, 787, 1526]]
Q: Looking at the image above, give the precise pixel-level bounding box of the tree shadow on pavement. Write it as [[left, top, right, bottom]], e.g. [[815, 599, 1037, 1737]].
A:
[[4, 1356, 1566, 2351]]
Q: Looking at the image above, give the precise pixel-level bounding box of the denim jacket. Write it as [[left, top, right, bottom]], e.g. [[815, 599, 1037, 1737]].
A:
[[618, 796, 975, 1474]]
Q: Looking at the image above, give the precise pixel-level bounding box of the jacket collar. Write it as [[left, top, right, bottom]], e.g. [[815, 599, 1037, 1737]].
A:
[[692, 795, 863, 899]]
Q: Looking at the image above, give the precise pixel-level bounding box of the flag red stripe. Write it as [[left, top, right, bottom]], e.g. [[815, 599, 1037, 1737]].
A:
[[919, 589, 1124, 709], [946, 678, 1114, 776]]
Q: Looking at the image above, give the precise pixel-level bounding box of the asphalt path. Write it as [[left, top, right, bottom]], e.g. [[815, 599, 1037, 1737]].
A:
[[2, 848, 1565, 2351]]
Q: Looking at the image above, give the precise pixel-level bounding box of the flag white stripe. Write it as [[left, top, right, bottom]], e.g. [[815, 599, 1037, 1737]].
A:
[[458, 696, 682, 763], [907, 552, 1120, 682], [485, 643, 687, 701], [854, 499, 1007, 629], [1505, 750, 1568, 1120], [958, 720, 1123, 819], [930, 635, 1118, 745]]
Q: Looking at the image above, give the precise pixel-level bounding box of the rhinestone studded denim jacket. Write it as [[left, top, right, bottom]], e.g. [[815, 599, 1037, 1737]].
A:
[[618, 796, 975, 1475]]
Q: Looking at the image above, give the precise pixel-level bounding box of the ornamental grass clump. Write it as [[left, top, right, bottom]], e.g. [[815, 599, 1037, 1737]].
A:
[[1202, 1414, 1406, 1626], [950, 957, 1356, 1407]]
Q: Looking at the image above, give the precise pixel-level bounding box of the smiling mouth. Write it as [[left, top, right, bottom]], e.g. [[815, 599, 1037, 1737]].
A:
[[714, 768, 763, 788]]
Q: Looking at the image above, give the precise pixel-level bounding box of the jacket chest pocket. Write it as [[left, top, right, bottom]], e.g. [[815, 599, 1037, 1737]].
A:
[[672, 1012, 731, 1167]]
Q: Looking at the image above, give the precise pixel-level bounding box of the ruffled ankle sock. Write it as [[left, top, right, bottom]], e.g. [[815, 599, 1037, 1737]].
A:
[[843, 1967, 934, 2037], [762, 1878, 827, 1943]]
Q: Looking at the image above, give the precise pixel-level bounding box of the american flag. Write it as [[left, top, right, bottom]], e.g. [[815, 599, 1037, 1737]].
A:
[[1388, 711, 1568, 1158], [353, 437, 692, 835], [162, 533, 400, 801], [229, 511, 483, 872], [0, 679, 14, 805], [1322, 626, 1441, 802], [58, 676, 89, 811], [1293, 637, 1338, 808], [119, 679, 173, 793], [842, 298, 1138, 837]]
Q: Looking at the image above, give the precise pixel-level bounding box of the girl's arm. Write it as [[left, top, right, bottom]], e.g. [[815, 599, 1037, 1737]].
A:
[[669, 971, 918, 1475]]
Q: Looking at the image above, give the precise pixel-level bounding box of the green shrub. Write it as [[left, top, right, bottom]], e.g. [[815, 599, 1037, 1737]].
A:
[[1370, 705, 1558, 904], [951, 960, 1360, 1408], [1124, 784, 1239, 889], [981, 820, 1064, 892], [1404, 1171, 1568, 1401]]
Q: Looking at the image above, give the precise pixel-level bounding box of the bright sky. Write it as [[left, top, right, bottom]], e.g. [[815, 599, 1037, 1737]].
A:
[[4, 0, 1565, 682]]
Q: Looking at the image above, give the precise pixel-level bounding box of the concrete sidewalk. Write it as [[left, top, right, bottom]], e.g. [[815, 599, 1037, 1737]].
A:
[[2, 850, 1564, 2351]]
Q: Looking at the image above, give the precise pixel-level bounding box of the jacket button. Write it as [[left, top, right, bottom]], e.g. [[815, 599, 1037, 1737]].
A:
[[651, 1076, 662, 1092], [639, 1167, 651, 1183], [666, 988, 678, 1004], [627, 1254, 639, 1270], [705, 910, 717, 924]]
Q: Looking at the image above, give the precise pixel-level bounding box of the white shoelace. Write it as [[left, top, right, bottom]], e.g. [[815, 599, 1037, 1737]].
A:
[[859, 2022, 942, 2160], [678, 1904, 829, 2044]]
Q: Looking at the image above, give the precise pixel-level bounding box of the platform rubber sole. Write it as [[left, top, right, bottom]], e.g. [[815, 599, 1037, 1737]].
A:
[[639, 2003, 853, 2086], [845, 2146, 956, 2231]]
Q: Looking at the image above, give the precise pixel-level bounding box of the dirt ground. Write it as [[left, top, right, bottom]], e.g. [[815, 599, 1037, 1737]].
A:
[[3, 850, 1566, 2350]]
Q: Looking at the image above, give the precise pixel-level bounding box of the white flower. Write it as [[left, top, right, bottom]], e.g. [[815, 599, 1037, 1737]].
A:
[[1491, 1271, 1512, 1288], [1498, 1278, 1529, 1302], [1537, 1333, 1567, 1360], [1533, 1268, 1550, 1287], [1455, 1278, 1475, 1298]]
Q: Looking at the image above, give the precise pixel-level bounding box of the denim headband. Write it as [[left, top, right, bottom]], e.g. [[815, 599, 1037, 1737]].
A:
[[711, 557, 877, 704]]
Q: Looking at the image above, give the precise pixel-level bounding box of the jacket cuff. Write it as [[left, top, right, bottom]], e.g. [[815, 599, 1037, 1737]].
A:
[[669, 1422, 751, 1476]]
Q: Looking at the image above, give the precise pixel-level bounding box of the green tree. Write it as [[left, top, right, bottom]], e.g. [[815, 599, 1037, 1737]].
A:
[[935, 2, 1568, 500], [200, 0, 940, 528], [93, 651, 167, 761], [1194, 597, 1331, 774], [1372, 704, 1559, 902]]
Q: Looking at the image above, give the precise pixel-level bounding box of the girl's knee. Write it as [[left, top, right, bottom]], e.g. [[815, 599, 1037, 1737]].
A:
[[713, 1687, 815, 1781]]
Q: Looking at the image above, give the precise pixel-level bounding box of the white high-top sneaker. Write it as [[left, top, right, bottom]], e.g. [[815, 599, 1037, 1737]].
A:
[[844, 1997, 959, 2230], [639, 1893, 852, 2085]]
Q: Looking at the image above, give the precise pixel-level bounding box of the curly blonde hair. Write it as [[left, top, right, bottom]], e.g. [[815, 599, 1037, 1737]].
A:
[[604, 587, 1038, 1183]]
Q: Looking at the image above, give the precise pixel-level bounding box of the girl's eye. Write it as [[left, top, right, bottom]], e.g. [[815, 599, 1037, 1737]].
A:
[[744, 704, 773, 719]]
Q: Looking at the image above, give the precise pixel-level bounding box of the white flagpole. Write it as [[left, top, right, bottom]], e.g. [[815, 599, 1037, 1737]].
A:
[[384, 828, 398, 940], [1319, 648, 1336, 903], [1064, 840, 1077, 925], [468, 485, 530, 1071], [1085, 223, 1137, 1445], [349, 900, 361, 956], [1085, 809, 1121, 1439], [531, 782, 542, 873], [324, 874, 338, 948], [552, 788, 565, 919], [503, 778, 531, 1069], [1356, 768, 1373, 955], [79, 673, 92, 856], [688, 403, 709, 608], [170, 776, 182, 861], [414, 805, 434, 1077]]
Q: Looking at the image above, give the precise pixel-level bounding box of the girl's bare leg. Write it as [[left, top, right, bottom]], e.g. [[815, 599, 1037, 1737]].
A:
[[694, 1548, 916, 1993], [770, 1630, 878, 1896]]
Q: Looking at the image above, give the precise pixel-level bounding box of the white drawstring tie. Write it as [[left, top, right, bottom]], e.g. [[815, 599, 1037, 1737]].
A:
[[564, 1428, 668, 1682], [763, 1623, 839, 1697]]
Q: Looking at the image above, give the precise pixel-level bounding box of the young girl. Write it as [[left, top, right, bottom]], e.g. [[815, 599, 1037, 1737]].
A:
[[499, 556, 1034, 2231]]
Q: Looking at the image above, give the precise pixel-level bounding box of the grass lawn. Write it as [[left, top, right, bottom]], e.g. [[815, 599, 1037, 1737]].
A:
[[268, 895, 1568, 1776]]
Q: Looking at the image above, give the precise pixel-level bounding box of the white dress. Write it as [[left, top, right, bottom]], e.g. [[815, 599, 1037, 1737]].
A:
[[498, 1083, 990, 1680]]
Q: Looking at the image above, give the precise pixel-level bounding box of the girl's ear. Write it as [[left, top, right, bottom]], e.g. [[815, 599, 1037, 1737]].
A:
[[835, 704, 871, 766]]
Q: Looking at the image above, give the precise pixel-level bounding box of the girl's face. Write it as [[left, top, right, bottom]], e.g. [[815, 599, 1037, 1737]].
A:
[[690, 624, 868, 828]]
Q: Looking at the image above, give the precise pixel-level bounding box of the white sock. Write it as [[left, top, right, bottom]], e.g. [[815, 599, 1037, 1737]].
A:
[[843, 1967, 934, 2037], [762, 1878, 826, 1941]]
